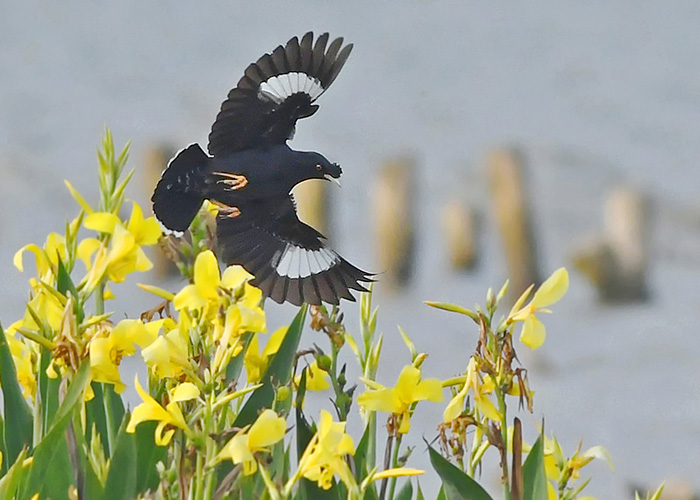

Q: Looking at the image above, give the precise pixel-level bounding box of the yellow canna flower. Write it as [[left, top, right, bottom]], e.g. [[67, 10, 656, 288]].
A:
[[295, 360, 331, 392], [13, 232, 67, 283], [294, 410, 356, 491], [22, 280, 65, 332], [89, 319, 156, 392], [357, 365, 443, 434], [141, 323, 192, 380], [80, 203, 161, 291], [126, 376, 197, 446], [3, 326, 38, 401], [443, 357, 500, 423], [508, 267, 569, 349], [173, 251, 260, 319], [216, 409, 286, 475], [125, 201, 162, 246], [244, 327, 288, 384]]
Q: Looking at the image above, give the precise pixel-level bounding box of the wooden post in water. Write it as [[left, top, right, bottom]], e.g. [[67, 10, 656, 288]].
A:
[[293, 180, 330, 238], [487, 148, 540, 300], [573, 188, 650, 302], [441, 200, 477, 270], [143, 143, 178, 278], [373, 157, 415, 289]]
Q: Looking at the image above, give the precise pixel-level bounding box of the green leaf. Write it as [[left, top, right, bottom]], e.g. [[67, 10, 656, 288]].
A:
[[21, 362, 91, 499], [424, 302, 478, 321], [39, 347, 61, 437], [56, 257, 83, 323], [395, 479, 414, 500], [226, 332, 252, 384], [416, 481, 426, 500], [522, 433, 548, 500], [134, 420, 167, 492], [427, 443, 493, 500], [0, 324, 33, 463], [0, 448, 28, 499], [103, 417, 137, 500], [234, 305, 307, 427]]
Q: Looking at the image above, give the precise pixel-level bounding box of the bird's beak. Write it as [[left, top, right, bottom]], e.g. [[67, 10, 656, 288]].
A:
[[324, 173, 341, 187]]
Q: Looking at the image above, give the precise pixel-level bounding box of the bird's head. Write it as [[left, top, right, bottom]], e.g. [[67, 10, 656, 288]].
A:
[[297, 151, 342, 187]]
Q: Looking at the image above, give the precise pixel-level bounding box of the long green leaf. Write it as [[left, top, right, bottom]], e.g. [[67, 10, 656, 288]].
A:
[[21, 362, 91, 499], [0, 324, 33, 463], [427, 443, 493, 500], [103, 417, 137, 500], [0, 448, 28, 499], [395, 479, 414, 500], [39, 347, 61, 437], [522, 433, 548, 500], [234, 305, 307, 427], [134, 420, 167, 492]]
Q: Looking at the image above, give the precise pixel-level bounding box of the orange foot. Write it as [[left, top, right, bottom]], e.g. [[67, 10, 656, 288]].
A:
[[213, 172, 249, 191], [211, 200, 241, 218]]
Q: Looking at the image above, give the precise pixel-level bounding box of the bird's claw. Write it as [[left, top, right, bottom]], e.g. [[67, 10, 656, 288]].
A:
[[211, 200, 241, 218], [213, 172, 249, 191]]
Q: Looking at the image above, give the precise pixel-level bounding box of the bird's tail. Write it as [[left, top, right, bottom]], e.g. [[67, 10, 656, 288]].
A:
[[151, 143, 209, 236]]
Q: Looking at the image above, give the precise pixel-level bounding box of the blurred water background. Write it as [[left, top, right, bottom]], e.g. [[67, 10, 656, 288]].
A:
[[3, 1, 700, 498]]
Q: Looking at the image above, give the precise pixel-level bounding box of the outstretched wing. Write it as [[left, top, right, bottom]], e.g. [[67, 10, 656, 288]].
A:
[[208, 32, 353, 157], [216, 195, 372, 306]]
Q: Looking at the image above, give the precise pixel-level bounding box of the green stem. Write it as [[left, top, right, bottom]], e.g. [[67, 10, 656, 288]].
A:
[[494, 383, 511, 500], [387, 434, 403, 500], [95, 281, 105, 316]]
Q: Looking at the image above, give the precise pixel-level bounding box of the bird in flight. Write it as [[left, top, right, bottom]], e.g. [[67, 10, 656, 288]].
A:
[[152, 32, 372, 306]]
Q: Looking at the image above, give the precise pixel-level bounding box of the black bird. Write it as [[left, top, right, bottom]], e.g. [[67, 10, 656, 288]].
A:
[[152, 32, 372, 306]]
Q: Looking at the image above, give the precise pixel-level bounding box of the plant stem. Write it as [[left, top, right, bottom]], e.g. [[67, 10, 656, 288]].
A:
[[494, 383, 511, 500], [378, 433, 394, 500], [95, 281, 105, 316], [387, 434, 403, 500]]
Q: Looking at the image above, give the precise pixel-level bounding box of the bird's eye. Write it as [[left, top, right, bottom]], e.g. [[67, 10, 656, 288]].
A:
[[315, 164, 322, 171]]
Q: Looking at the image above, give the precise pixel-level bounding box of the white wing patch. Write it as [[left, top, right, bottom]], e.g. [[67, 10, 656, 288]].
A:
[[275, 244, 339, 279], [259, 72, 325, 104]]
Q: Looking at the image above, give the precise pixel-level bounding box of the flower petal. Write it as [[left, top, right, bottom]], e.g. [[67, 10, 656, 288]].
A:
[[531, 267, 569, 308], [85, 212, 122, 234], [247, 409, 286, 450], [170, 382, 200, 402], [520, 315, 546, 349]]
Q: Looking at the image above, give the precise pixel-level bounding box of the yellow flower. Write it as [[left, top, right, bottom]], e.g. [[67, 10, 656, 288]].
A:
[[89, 319, 156, 392], [141, 321, 191, 380], [126, 376, 198, 446], [295, 360, 331, 392], [173, 251, 255, 314], [443, 357, 500, 423], [3, 326, 37, 400], [244, 327, 288, 384], [357, 365, 443, 434], [294, 410, 356, 491], [80, 203, 161, 291], [22, 280, 65, 332], [13, 232, 67, 283], [509, 267, 569, 349], [216, 409, 286, 475]]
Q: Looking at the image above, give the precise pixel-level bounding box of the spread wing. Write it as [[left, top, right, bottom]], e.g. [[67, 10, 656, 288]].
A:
[[208, 32, 353, 157], [216, 195, 372, 306]]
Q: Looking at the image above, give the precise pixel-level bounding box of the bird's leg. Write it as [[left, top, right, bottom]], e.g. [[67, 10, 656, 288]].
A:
[[210, 200, 241, 218], [213, 172, 249, 191]]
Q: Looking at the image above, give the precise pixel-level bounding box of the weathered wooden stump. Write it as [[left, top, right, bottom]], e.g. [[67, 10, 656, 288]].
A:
[[143, 143, 178, 278], [573, 188, 650, 302], [373, 157, 415, 289], [293, 179, 330, 238], [487, 148, 540, 301], [441, 200, 477, 270]]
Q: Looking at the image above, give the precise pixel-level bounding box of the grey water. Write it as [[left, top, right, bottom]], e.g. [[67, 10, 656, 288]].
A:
[[3, 1, 700, 497]]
